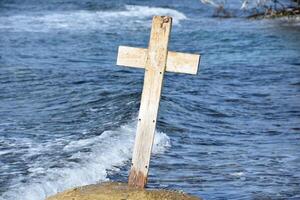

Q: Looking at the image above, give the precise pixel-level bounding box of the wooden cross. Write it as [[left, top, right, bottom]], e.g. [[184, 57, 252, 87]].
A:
[[116, 16, 200, 188]]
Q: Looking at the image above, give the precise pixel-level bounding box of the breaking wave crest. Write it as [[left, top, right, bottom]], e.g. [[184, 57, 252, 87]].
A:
[[0, 5, 187, 32], [0, 122, 170, 200]]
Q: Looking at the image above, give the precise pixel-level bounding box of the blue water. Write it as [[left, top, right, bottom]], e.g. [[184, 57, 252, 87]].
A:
[[0, 0, 300, 199]]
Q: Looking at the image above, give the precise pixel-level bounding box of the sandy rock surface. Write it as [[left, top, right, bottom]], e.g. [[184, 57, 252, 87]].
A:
[[47, 182, 201, 200]]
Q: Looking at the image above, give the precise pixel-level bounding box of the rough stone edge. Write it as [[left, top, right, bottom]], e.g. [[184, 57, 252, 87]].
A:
[[46, 182, 202, 200]]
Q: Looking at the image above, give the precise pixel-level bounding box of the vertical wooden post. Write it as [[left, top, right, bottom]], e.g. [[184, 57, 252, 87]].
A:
[[128, 16, 172, 188]]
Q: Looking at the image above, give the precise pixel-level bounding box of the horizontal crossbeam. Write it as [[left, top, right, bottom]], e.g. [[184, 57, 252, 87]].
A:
[[117, 46, 200, 75]]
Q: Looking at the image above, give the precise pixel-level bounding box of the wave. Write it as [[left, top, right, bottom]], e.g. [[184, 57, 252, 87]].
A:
[[275, 15, 300, 27], [0, 122, 170, 200], [0, 5, 187, 32]]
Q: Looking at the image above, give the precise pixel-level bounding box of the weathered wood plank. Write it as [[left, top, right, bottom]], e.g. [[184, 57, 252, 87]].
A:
[[117, 46, 147, 69], [167, 51, 200, 75], [128, 16, 172, 188], [117, 46, 200, 75]]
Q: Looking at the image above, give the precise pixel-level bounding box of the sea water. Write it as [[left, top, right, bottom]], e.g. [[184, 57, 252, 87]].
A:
[[0, 0, 299, 199]]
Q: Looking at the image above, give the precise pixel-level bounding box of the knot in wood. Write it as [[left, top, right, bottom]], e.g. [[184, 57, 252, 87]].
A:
[[162, 16, 170, 23]]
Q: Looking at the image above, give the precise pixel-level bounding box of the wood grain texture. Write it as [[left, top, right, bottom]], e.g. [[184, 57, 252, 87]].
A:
[[117, 46, 147, 69], [117, 46, 200, 75], [128, 16, 172, 188], [167, 51, 200, 74], [116, 15, 201, 189]]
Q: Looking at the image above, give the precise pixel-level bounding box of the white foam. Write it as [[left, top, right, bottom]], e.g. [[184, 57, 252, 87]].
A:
[[276, 15, 300, 27], [0, 5, 187, 32], [0, 122, 170, 200], [230, 172, 245, 177]]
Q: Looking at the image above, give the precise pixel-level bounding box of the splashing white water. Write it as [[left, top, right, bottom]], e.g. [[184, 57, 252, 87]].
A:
[[0, 5, 187, 32], [0, 122, 170, 200]]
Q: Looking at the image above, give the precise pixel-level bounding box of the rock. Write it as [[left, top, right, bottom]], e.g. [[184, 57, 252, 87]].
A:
[[248, 7, 300, 19], [47, 182, 202, 200]]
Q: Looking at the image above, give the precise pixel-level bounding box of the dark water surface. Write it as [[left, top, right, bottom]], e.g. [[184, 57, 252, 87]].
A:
[[0, 0, 300, 199]]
